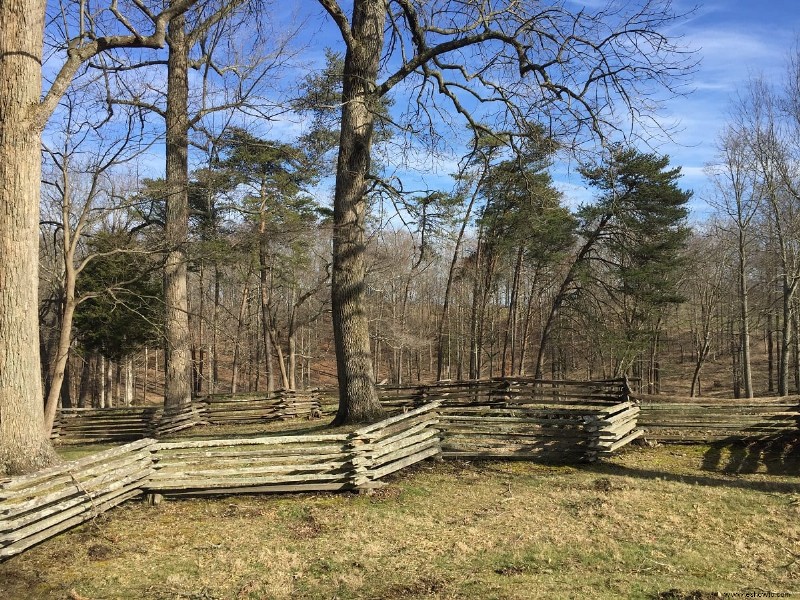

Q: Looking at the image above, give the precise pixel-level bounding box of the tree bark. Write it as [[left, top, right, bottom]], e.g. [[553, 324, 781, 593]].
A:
[[125, 356, 134, 406], [501, 246, 524, 376], [535, 214, 611, 380], [98, 355, 106, 408], [43, 294, 77, 430], [0, 0, 59, 474], [211, 265, 221, 393], [163, 14, 193, 410], [330, 0, 387, 424], [43, 163, 80, 432], [78, 355, 92, 408]]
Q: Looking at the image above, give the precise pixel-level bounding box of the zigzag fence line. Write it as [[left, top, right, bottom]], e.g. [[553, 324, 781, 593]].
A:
[[51, 390, 323, 444], [377, 378, 641, 462], [0, 440, 155, 560], [18, 379, 799, 563], [4, 379, 650, 562], [0, 403, 441, 561]]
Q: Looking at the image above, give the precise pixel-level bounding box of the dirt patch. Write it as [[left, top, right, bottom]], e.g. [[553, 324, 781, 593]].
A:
[[86, 543, 117, 561], [368, 484, 403, 502], [286, 508, 326, 539]]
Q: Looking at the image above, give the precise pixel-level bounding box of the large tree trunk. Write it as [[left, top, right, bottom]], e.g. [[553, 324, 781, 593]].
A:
[[331, 0, 387, 425], [0, 0, 59, 474], [163, 14, 193, 410]]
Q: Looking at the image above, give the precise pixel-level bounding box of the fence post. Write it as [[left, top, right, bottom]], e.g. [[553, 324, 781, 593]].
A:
[[584, 414, 601, 462], [347, 431, 372, 492]]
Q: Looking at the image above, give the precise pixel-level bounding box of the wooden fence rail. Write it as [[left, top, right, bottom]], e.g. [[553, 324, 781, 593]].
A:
[[635, 394, 800, 442], [1, 404, 442, 561], [201, 389, 323, 425], [378, 378, 630, 411], [2, 381, 647, 562], [145, 401, 442, 498], [51, 390, 323, 444], [51, 407, 161, 443], [349, 402, 443, 488], [377, 378, 641, 462], [0, 439, 155, 560], [146, 433, 355, 497], [588, 401, 642, 457]]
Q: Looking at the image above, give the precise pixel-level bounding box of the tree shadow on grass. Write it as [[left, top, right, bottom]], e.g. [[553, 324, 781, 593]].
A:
[[588, 434, 800, 495], [700, 433, 800, 476], [592, 462, 800, 494]]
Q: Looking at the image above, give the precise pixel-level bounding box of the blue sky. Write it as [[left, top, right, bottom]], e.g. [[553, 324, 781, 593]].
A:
[[621, 0, 800, 219], [50, 1, 799, 225], [294, 1, 800, 223]]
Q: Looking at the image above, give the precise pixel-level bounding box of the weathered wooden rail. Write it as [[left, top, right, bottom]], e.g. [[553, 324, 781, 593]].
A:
[[51, 390, 323, 444], [0, 440, 155, 560], [51, 406, 161, 443], [146, 401, 441, 498], [201, 389, 323, 425], [1, 403, 442, 561], [4, 380, 648, 562], [378, 378, 642, 462], [15, 380, 798, 563], [636, 394, 800, 442]]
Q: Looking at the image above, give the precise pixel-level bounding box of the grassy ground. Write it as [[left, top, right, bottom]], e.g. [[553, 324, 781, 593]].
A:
[[2, 434, 799, 600]]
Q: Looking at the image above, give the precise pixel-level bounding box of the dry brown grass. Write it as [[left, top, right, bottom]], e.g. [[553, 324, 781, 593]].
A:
[[2, 437, 799, 600]]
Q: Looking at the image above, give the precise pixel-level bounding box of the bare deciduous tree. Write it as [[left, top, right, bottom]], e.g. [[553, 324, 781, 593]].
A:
[[0, 0, 198, 475], [318, 0, 695, 424]]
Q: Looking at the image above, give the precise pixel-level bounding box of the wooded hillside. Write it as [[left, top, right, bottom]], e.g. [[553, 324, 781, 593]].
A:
[[2, 0, 798, 474]]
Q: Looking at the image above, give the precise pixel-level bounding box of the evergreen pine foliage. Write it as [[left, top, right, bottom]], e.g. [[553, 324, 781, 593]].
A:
[[74, 232, 163, 361]]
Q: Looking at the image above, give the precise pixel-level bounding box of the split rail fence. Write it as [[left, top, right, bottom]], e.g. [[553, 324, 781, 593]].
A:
[[5, 379, 646, 561], [202, 389, 323, 425], [51, 390, 323, 444], [52, 379, 642, 462], [24, 379, 800, 563], [0, 440, 155, 560], [636, 394, 800, 442], [377, 378, 642, 462], [1, 403, 441, 561]]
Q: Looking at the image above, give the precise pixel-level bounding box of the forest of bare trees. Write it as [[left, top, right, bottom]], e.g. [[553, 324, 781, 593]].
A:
[[3, 0, 800, 475]]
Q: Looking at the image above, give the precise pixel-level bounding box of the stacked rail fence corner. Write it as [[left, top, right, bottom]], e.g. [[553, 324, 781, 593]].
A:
[[0, 439, 156, 560], [51, 389, 324, 444], [2, 403, 444, 561], [377, 378, 642, 462]]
